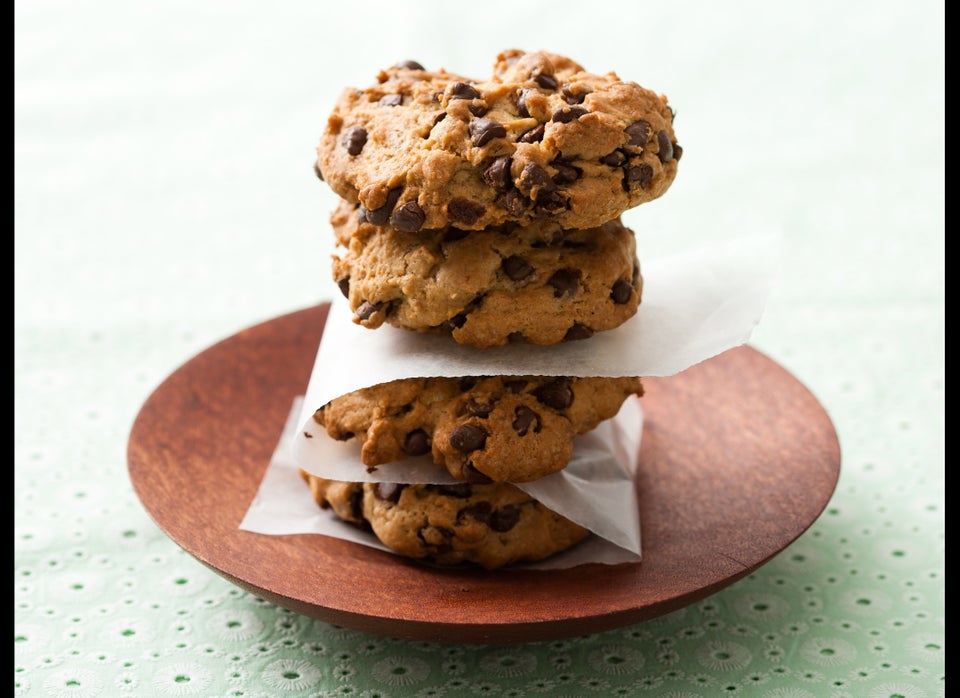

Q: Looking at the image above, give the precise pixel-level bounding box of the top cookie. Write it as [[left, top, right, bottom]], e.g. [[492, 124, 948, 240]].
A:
[[315, 49, 681, 231]]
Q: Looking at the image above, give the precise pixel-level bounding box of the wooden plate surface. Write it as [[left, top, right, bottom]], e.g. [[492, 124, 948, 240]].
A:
[[127, 303, 840, 644]]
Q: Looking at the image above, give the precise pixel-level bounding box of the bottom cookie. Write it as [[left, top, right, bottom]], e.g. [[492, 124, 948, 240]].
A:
[[301, 472, 590, 570]]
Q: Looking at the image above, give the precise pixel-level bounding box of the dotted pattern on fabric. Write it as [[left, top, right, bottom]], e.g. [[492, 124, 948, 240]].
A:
[[15, 1, 943, 696]]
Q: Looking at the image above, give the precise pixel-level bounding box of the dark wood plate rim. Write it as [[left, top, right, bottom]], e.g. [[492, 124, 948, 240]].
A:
[[127, 303, 841, 644]]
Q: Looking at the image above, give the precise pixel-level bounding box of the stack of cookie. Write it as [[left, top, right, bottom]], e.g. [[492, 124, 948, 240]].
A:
[[304, 49, 681, 569]]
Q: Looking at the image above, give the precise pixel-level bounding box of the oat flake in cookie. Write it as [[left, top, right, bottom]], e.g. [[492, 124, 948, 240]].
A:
[[315, 49, 681, 231], [331, 200, 642, 348], [301, 473, 591, 570], [312, 375, 643, 484]]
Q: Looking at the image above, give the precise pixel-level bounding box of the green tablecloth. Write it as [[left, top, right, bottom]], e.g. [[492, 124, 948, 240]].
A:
[[15, 1, 943, 695]]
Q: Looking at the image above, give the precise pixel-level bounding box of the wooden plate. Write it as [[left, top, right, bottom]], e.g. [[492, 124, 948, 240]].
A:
[[127, 303, 840, 644]]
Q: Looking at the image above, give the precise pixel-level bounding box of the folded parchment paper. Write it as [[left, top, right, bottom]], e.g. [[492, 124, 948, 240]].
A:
[[241, 236, 774, 568], [241, 396, 644, 569]]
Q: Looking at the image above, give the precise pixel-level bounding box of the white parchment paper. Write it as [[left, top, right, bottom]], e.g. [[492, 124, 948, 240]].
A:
[[240, 396, 644, 568], [294, 235, 774, 429], [241, 236, 773, 568]]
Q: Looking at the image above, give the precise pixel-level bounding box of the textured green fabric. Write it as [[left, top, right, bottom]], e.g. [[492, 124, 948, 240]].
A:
[[15, 1, 943, 696]]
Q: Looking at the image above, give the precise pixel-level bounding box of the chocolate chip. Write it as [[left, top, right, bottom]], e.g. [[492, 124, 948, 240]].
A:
[[657, 130, 674, 162], [313, 160, 324, 181], [489, 505, 520, 532], [432, 111, 447, 126], [624, 163, 654, 190], [561, 237, 587, 249], [419, 525, 454, 553], [390, 403, 413, 417], [374, 483, 405, 502], [482, 156, 512, 190], [552, 161, 581, 185], [504, 378, 527, 393], [506, 331, 526, 343], [611, 279, 633, 304], [333, 430, 354, 441], [562, 85, 588, 104], [443, 227, 469, 242], [337, 277, 350, 298], [535, 190, 566, 212], [362, 188, 402, 224], [447, 198, 485, 225], [625, 120, 650, 146], [512, 406, 541, 436], [547, 268, 581, 298], [551, 106, 589, 123], [674, 144, 683, 161], [465, 399, 494, 417], [341, 126, 367, 156], [402, 429, 430, 456], [449, 82, 481, 100], [449, 424, 487, 452], [355, 300, 383, 321], [564, 323, 594, 341], [457, 502, 492, 525], [349, 488, 364, 520], [533, 72, 558, 90], [518, 123, 545, 143], [432, 483, 473, 498], [532, 378, 573, 410], [389, 201, 425, 232], [519, 163, 555, 192], [468, 104, 489, 117], [542, 229, 565, 246], [441, 312, 467, 330], [379, 93, 403, 107], [462, 463, 493, 484], [516, 88, 534, 117], [495, 189, 527, 216], [396, 60, 425, 70], [469, 118, 507, 147], [600, 150, 627, 167], [501, 255, 533, 281], [459, 376, 480, 391]]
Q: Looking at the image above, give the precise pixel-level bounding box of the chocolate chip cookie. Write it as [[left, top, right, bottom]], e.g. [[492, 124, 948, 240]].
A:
[[330, 200, 641, 347], [301, 472, 590, 569], [314, 49, 681, 232], [310, 375, 643, 483]]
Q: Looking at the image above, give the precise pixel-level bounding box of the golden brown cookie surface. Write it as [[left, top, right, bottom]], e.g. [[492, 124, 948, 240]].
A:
[[331, 201, 642, 347], [301, 473, 590, 570], [312, 375, 643, 483], [315, 50, 681, 231]]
